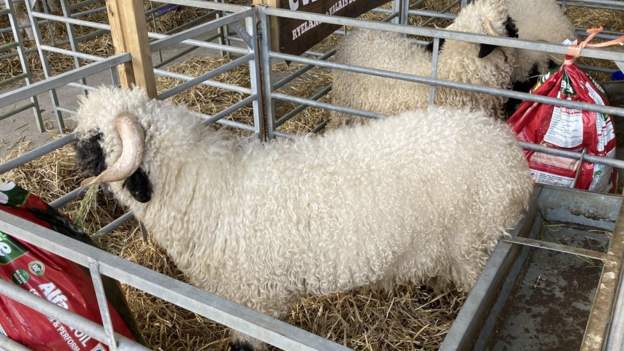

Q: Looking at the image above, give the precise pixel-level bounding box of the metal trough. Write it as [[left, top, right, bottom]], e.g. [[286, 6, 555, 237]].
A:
[[441, 184, 624, 351]]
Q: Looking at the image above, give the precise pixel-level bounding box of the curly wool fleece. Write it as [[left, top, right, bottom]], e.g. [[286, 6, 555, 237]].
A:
[[329, 0, 517, 129], [506, 0, 576, 83], [75, 87, 534, 346]]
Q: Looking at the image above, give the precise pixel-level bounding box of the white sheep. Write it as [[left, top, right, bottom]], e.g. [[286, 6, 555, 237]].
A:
[[503, 0, 576, 114], [74, 87, 534, 350], [506, 0, 576, 84], [328, 0, 518, 128]]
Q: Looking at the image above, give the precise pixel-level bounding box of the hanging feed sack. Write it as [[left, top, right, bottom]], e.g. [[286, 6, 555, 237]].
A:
[[0, 181, 138, 351], [508, 29, 622, 192]]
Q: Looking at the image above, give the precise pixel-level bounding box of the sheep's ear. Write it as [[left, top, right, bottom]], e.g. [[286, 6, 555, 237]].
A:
[[123, 168, 152, 203], [505, 16, 519, 38], [478, 44, 498, 58]]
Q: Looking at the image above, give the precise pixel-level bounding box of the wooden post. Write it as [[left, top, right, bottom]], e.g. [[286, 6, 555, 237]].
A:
[[106, 0, 157, 98]]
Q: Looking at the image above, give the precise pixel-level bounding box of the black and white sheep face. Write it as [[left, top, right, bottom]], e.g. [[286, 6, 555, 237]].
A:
[[74, 129, 153, 203]]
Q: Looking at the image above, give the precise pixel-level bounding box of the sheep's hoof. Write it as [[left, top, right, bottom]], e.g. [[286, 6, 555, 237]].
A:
[[229, 341, 255, 351]]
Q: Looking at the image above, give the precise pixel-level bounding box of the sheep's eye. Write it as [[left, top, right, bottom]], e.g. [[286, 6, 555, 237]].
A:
[[75, 132, 106, 176]]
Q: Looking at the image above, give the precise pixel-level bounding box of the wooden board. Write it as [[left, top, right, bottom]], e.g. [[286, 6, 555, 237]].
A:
[[254, 0, 392, 55], [106, 0, 157, 98]]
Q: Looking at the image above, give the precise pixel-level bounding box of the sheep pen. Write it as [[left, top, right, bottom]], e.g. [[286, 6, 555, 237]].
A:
[[1, 1, 623, 350]]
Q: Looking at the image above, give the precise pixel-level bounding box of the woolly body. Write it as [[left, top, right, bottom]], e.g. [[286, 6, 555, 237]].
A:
[[329, 0, 516, 128], [75, 87, 533, 335], [506, 0, 575, 83]]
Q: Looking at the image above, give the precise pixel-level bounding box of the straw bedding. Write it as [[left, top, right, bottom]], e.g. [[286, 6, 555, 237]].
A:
[[1, 143, 464, 350], [1, 1, 623, 350]]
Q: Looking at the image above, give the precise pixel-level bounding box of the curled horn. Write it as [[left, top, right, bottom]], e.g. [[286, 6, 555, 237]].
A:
[[483, 17, 498, 36], [81, 112, 145, 188]]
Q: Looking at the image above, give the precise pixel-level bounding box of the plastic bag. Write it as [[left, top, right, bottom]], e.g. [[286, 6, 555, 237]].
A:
[[0, 181, 138, 350], [508, 60, 617, 192]]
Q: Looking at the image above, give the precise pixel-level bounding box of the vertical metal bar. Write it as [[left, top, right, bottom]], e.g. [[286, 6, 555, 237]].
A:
[[25, 0, 66, 133], [391, 0, 400, 24], [59, 0, 89, 96], [110, 67, 120, 87], [399, 0, 409, 25], [247, 9, 270, 139], [5, 0, 44, 133], [216, 0, 231, 57], [428, 37, 440, 105], [88, 259, 118, 351], [147, 1, 164, 65]]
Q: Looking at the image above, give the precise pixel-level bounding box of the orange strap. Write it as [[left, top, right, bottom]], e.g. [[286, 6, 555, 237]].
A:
[[565, 27, 624, 64]]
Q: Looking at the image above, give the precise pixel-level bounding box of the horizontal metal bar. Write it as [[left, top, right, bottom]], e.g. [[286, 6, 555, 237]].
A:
[[68, 82, 97, 92], [55, 106, 77, 114], [0, 103, 35, 121], [563, 0, 624, 9], [147, 30, 249, 55], [20, 10, 249, 56], [504, 237, 607, 261], [0, 53, 131, 108], [158, 53, 253, 100], [271, 130, 297, 139], [163, 10, 218, 35], [40, 44, 103, 62], [0, 134, 77, 174], [149, 0, 251, 13], [0, 73, 28, 88], [0, 41, 18, 52], [373, 7, 456, 19], [154, 68, 252, 95], [275, 85, 332, 127], [272, 92, 383, 120], [31, 11, 110, 31], [0, 211, 352, 351], [70, 5, 107, 19], [272, 50, 336, 91], [519, 142, 624, 169], [94, 212, 134, 238], [50, 187, 87, 209], [202, 94, 257, 125], [0, 279, 148, 351], [261, 7, 624, 62], [154, 45, 199, 68], [150, 9, 252, 51], [270, 51, 624, 117]]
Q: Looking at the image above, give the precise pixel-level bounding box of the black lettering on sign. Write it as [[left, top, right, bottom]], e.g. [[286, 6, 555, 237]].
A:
[[255, 0, 392, 55]]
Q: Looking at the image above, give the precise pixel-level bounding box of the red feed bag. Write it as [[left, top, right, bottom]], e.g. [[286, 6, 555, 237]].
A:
[[0, 182, 136, 350], [508, 61, 617, 192]]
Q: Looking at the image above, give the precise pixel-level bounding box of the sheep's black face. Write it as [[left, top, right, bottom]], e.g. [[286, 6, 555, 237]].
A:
[[477, 16, 519, 58], [74, 130, 153, 203], [75, 132, 106, 177]]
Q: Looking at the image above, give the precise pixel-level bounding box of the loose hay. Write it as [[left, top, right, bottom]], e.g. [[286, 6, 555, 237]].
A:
[[156, 54, 333, 136], [2, 2, 624, 350], [1, 139, 465, 350]]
